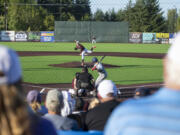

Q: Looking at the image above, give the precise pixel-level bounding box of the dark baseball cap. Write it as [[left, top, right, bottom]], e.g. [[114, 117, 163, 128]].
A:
[[134, 87, 151, 98], [26, 90, 41, 104]]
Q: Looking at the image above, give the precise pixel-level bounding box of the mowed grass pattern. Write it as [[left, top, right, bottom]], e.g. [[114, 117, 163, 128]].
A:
[[1, 42, 169, 53], [0, 42, 169, 85], [20, 55, 163, 85]]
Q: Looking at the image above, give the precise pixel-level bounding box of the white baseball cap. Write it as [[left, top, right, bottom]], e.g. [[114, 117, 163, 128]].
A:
[[97, 80, 117, 98], [167, 32, 180, 64], [0, 45, 22, 85]]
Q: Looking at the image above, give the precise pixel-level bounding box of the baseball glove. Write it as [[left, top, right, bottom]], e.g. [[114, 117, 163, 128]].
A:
[[74, 47, 77, 50]]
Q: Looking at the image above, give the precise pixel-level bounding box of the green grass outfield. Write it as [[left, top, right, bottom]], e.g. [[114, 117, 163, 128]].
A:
[[0, 42, 170, 85], [1, 42, 169, 53]]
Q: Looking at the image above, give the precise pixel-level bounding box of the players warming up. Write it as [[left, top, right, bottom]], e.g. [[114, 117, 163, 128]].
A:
[[74, 40, 96, 66], [91, 57, 107, 88]]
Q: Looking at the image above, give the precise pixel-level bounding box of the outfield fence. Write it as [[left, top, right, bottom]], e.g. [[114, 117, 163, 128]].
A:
[[0, 30, 176, 44]]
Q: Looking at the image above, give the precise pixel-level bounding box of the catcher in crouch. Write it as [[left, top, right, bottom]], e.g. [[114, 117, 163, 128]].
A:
[[74, 40, 96, 66]]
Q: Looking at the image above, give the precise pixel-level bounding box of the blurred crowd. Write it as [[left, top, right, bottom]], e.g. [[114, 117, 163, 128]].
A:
[[1, 33, 180, 135]]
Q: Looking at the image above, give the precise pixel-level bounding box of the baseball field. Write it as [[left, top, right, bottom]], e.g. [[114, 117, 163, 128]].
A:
[[1, 42, 170, 90]]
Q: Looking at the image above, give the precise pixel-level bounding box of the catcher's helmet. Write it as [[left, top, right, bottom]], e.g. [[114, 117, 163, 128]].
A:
[[92, 57, 98, 63]]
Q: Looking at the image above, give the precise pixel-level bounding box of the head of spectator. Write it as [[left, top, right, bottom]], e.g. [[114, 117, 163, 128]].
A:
[[0, 45, 23, 90], [134, 87, 151, 99], [0, 45, 31, 135], [44, 89, 80, 131], [26, 90, 48, 116], [164, 33, 180, 90], [97, 80, 117, 102], [45, 89, 64, 115]]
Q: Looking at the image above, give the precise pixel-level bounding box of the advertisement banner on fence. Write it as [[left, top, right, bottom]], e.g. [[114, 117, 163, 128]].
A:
[[0, 31, 15, 41], [156, 33, 169, 39], [142, 33, 156, 43], [129, 32, 142, 43], [169, 33, 175, 44], [15, 31, 28, 41], [40, 31, 54, 42], [28, 32, 41, 42], [169, 33, 176, 39], [161, 38, 169, 44]]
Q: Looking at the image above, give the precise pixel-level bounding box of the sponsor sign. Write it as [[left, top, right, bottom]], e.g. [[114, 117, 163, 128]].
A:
[[129, 32, 142, 43], [0, 31, 15, 41], [156, 33, 169, 39], [169, 33, 176, 44], [28, 32, 41, 42], [15, 31, 28, 41], [169, 33, 175, 39], [161, 38, 169, 44], [40, 31, 54, 42], [169, 38, 174, 44], [143, 33, 156, 43]]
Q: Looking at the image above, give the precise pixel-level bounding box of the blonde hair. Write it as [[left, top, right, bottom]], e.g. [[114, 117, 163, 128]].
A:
[[29, 102, 41, 114], [0, 85, 32, 135], [88, 98, 100, 110]]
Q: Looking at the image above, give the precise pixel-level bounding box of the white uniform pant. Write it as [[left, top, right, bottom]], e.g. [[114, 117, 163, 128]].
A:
[[92, 39, 96, 44], [95, 72, 107, 88], [81, 48, 92, 60]]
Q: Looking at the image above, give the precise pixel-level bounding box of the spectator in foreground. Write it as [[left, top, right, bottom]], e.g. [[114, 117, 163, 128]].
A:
[[0, 45, 57, 135], [43, 89, 80, 130], [84, 80, 120, 131], [68, 97, 87, 129], [105, 33, 180, 135], [26, 90, 48, 116]]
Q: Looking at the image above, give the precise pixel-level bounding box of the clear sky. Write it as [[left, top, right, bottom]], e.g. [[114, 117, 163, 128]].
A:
[[90, 0, 180, 16]]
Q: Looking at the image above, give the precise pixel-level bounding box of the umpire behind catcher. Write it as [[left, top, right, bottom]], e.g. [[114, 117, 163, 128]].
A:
[[74, 66, 95, 92]]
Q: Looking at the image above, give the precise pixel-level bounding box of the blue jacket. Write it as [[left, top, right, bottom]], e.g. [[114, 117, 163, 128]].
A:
[[105, 87, 180, 135]]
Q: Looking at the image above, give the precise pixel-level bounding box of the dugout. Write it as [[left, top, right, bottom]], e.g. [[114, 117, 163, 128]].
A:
[[55, 21, 129, 43]]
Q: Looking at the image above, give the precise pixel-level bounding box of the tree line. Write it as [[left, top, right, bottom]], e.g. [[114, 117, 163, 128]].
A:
[[0, 0, 179, 32]]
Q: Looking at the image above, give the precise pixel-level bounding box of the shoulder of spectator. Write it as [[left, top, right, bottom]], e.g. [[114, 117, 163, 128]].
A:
[[32, 116, 58, 135], [63, 117, 80, 130]]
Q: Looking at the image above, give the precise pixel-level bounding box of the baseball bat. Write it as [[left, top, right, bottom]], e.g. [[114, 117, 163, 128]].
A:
[[99, 55, 106, 62]]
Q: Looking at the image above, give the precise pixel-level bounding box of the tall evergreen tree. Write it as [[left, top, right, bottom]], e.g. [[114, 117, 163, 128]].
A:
[[124, 0, 166, 32], [177, 14, 180, 31], [109, 9, 117, 21], [93, 9, 104, 21], [37, 0, 91, 21], [72, 0, 91, 21], [0, 15, 5, 30], [116, 9, 125, 22], [104, 11, 110, 21], [167, 9, 178, 33], [8, 0, 54, 31]]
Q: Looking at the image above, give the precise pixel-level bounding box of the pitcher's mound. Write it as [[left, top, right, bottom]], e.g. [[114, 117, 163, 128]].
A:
[[49, 61, 120, 68]]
